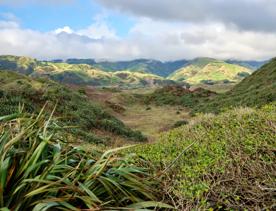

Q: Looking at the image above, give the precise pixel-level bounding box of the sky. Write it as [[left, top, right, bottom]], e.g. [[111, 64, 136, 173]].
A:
[[0, 0, 276, 61]]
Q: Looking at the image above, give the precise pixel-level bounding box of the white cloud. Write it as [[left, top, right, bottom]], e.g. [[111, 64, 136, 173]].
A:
[[54, 14, 117, 40], [96, 0, 276, 32], [0, 18, 275, 61], [77, 22, 117, 39], [54, 26, 73, 34]]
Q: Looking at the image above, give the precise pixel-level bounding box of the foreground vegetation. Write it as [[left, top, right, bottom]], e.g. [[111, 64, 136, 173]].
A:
[[134, 103, 276, 210], [0, 107, 172, 210]]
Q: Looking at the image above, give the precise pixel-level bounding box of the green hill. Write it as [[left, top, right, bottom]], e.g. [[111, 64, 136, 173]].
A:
[[134, 103, 276, 209], [0, 55, 175, 87], [168, 57, 253, 85], [192, 58, 276, 113], [0, 70, 146, 143]]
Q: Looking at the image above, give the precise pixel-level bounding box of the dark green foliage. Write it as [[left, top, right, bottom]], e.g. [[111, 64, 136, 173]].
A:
[[200, 79, 215, 85], [66, 58, 96, 65], [0, 70, 147, 143], [237, 71, 250, 77], [222, 79, 233, 84], [0, 109, 170, 210], [173, 119, 189, 128], [144, 86, 216, 108], [192, 58, 276, 114]]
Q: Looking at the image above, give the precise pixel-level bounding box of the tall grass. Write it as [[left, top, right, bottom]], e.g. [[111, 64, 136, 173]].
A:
[[0, 106, 171, 210]]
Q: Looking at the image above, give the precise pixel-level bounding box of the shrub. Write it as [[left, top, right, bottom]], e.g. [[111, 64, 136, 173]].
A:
[[133, 104, 276, 210], [237, 71, 250, 77], [0, 108, 171, 210], [173, 120, 189, 128]]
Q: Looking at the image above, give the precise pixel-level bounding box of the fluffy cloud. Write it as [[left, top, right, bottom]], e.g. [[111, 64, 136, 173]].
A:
[[96, 0, 276, 32], [0, 10, 276, 61]]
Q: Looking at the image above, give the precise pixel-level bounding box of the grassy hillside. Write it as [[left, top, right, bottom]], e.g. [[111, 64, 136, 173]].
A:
[[134, 104, 276, 210], [0, 70, 146, 143], [168, 57, 252, 85], [0, 55, 38, 74], [0, 55, 176, 88], [192, 58, 276, 114]]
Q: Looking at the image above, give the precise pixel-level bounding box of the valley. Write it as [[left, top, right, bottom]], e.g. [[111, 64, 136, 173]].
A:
[[0, 55, 275, 210], [79, 86, 191, 141], [1, 1, 276, 210]]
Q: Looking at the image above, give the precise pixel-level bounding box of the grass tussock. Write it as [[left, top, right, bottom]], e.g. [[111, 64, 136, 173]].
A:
[[0, 107, 171, 210], [133, 103, 276, 210]]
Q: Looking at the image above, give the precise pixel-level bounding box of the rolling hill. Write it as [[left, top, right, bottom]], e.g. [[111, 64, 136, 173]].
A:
[[0, 55, 266, 88], [192, 58, 276, 113], [0, 55, 176, 88], [0, 70, 146, 143], [168, 57, 253, 85]]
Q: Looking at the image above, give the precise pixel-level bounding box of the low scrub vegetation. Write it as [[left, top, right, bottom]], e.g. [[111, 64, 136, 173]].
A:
[[134, 103, 276, 210], [144, 85, 216, 108], [0, 71, 146, 143]]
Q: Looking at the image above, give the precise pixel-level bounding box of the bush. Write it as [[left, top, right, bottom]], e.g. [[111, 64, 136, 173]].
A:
[[0, 108, 171, 210], [237, 71, 250, 77], [173, 120, 189, 128], [133, 104, 276, 210]]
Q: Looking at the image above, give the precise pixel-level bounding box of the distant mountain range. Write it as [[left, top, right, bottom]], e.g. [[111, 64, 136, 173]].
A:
[[55, 57, 266, 76], [0, 55, 269, 87]]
